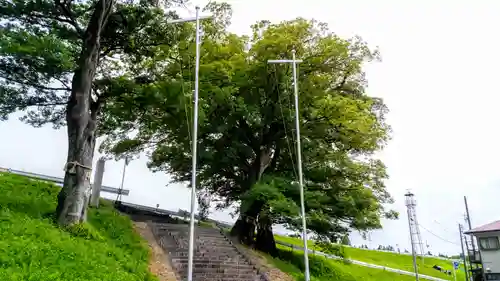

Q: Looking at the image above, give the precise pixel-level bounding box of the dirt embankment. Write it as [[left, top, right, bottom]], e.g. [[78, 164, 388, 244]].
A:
[[134, 222, 178, 281]]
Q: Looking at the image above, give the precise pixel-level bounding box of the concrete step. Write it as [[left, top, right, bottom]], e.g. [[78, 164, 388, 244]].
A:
[[151, 222, 261, 281], [173, 259, 253, 267], [176, 266, 255, 274], [169, 251, 244, 259], [181, 275, 259, 281], [172, 258, 251, 265], [179, 272, 258, 280]]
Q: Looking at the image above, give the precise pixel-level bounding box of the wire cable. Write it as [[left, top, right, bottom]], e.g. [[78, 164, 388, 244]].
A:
[[272, 66, 298, 179], [419, 224, 461, 246]]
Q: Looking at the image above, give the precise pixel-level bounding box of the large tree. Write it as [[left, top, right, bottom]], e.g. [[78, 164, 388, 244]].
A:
[[0, 0, 186, 225], [103, 16, 397, 254]]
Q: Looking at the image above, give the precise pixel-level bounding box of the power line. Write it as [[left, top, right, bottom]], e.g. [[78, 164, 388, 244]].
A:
[[419, 224, 460, 246], [432, 219, 455, 234]]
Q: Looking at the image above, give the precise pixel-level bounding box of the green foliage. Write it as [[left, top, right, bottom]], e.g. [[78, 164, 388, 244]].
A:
[[0, 173, 157, 281], [0, 0, 190, 128], [341, 234, 351, 246], [315, 241, 346, 258], [103, 15, 397, 243], [65, 223, 104, 242]]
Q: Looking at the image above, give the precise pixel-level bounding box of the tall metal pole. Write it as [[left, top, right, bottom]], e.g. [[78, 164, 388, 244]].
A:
[[167, 8, 212, 281], [407, 205, 420, 281], [459, 223, 470, 281], [115, 157, 128, 204], [292, 50, 310, 281], [268, 50, 310, 281], [187, 7, 201, 281]]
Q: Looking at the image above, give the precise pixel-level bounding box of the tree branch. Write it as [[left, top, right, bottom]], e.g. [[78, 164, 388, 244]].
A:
[[1, 76, 71, 92], [25, 100, 68, 107], [55, 0, 84, 36]]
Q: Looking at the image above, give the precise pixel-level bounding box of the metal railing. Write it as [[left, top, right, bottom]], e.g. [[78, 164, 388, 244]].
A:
[[0, 166, 129, 195]]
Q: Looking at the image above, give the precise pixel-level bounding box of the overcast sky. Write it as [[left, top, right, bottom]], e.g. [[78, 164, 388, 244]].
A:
[[1, 0, 499, 255]]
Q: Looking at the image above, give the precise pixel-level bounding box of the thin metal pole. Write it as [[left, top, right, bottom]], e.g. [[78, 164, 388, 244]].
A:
[[115, 158, 127, 203], [407, 206, 420, 281], [291, 50, 310, 281], [459, 224, 470, 281], [452, 260, 457, 281], [187, 6, 201, 281], [267, 51, 308, 281]]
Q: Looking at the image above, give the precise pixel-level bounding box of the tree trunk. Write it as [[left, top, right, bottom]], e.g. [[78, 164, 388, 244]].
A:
[[230, 147, 274, 244], [55, 0, 115, 226], [230, 204, 260, 245], [255, 208, 277, 256]]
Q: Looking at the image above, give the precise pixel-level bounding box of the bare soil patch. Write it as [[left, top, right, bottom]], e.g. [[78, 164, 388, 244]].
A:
[[134, 221, 178, 281]]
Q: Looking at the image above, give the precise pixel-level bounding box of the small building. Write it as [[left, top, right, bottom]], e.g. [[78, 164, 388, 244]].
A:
[[465, 220, 500, 280]]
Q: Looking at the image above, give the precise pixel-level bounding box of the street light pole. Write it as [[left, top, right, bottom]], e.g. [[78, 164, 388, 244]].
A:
[[115, 157, 130, 204], [268, 50, 310, 281], [167, 7, 212, 281]]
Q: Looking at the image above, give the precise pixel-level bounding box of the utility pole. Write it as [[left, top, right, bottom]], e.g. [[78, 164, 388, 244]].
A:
[[167, 8, 212, 281], [458, 223, 470, 281], [405, 192, 420, 281], [268, 50, 310, 281], [464, 196, 486, 281], [464, 197, 475, 252]]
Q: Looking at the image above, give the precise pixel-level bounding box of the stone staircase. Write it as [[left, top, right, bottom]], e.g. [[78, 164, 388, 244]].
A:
[[151, 223, 263, 281]]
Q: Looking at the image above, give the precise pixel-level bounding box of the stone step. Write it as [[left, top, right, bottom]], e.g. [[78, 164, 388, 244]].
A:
[[161, 241, 238, 251], [162, 241, 238, 251], [165, 232, 226, 240], [173, 259, 253, 267], [155, 224, 220, 232], [179, 272, 257, 280], [151, 223, 260, 281], [169, 252, 246, 261], [172, 258, 250, 265], [183, 275, 259, 281], [168, 249, 240, 256], [155, 228, 222, 235], [169, 251, 243, 259], [179, 270, 258, 281], [166, 237, 231, 245], [160, 232, 228, 240], [176, 266, 255, 274]]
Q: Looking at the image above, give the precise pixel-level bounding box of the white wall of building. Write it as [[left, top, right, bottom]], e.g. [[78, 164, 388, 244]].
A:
[[475, 231, 500, 273]]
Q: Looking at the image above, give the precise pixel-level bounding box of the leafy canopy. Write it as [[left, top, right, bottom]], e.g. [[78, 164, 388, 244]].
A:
[[103, 16, 397, 241], [0, 0, 191, 128]]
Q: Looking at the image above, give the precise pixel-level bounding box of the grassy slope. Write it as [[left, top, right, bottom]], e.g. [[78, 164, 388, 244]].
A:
[[0, 173, 156, 281], [263, 245, 419, 281], [275, 235, 466, 281]]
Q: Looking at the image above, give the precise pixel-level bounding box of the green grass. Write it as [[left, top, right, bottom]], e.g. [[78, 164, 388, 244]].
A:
[[0, 173, 157, 281], [263, 245, 421, 281], [275, 235, 466, 281]]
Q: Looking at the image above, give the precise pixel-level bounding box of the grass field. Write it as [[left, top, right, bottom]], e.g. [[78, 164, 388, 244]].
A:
[[0, 173, 156, 281], [262, 244, 421, 281], [275, 235, 466, 281]]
